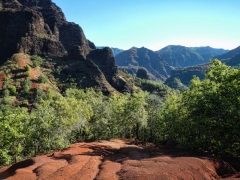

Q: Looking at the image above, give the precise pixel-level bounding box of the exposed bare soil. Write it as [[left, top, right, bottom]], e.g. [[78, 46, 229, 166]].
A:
[[0, 73, 6, 89], [29, 68, 41, 80], [0, 139, 239, 180]]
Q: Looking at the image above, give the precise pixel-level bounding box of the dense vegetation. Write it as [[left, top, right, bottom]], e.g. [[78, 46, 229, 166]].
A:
[[0, 88, 165, 166], [0, 59, 239, 166], [160, 60, 240, 156]]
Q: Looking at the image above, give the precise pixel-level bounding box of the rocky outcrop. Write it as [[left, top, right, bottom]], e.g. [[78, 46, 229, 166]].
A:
[[0, 0, 94, 60], [59, 22, 92, 58], [87, 47, 118, 81], [0, 0, 132, 94], [87, 47, 133, 93], [97, 47, 124, 57], [0, 0, 65, 62]]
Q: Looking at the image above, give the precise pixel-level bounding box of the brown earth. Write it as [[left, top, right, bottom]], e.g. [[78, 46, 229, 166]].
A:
[[29, 69, 41, 80], [16, 54, 27, 68], [0, 73, 7, 89], [0, 139, 239, 180]]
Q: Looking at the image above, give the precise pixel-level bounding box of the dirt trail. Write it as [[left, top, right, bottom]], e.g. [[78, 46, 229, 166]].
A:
[[0, 139, 239, 180]]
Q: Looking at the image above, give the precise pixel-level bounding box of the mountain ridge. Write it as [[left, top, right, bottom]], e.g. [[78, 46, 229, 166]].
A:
[[115, 45, 229, 82]]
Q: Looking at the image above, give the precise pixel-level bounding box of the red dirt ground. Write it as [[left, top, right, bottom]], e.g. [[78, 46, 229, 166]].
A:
[[0, 139, 239, 180], [0, 73, 7, 89], [16, 54, 27, 68], [29, 68, 41, 80], [31, 82, 39, 89]]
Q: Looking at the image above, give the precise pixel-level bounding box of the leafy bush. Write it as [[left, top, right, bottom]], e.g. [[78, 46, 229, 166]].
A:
[[160, 60, 240, 156], [25, 71, 30, 77], [24, 65, 31, 71], [38, 75, 48, 83], [136, 67, 149, 80], [12, 54, 19, 62], [3, 89, 10, 97], [8, 85, 17, 95], [2, 96, 16, 104], [23, 79, 32, 93], [31, 55, 43, 67]]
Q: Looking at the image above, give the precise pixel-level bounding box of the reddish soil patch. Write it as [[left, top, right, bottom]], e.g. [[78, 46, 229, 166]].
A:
[[0, 139, 239, 180], [0, 73, 7, 89], [30, 69, 40, 80], [31, 83, 39, 89], [41, 85, 47, 92], [16, 54, 27, 68]]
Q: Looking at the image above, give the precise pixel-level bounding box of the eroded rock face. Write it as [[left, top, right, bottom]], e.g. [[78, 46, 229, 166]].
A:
[[59, 22, 91, 59], [0, 0, 65, 62], [17, 36, 65, 57], [87, 47, 118, 81], [0, 0, 92, 61], [0, 0, 132, 94]]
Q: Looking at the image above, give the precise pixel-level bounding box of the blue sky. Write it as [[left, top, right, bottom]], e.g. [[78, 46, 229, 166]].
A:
[[53, 0, 240, 51]]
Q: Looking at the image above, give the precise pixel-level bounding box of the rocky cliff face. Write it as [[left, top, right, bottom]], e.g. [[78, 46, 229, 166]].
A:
[[0, 0, 131, 94], [0, 0, 65, 61]]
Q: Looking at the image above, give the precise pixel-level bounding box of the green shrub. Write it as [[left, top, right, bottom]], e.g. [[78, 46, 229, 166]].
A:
[[23, 79, 32, 93], [31, 55, 43, 67], [3, 89, 10, 97], [24, 65, 31, 71], [38, 75, 48, 83], [2, 96, 15, 104], [22, 100, 29, 106], [136, 67, 149, 80], [8, 85, 17, 95], [12, 54, 19, 62], [26, 71, 30, 77], [0, 150, 12, 166]]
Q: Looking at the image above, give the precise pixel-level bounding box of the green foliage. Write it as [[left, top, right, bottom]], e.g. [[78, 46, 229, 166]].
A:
[[25, 71, 30, 76], [136, 67, 149, 80], [2, 75, 12, 89], [3, 89, 10, 97], [8, 85, 17, 95], [159, 59, 240, 156], [1, 60, 239, 168], [11, 54, 19, 62], [0, 106, 28, 165], [38, 75, 48, 83], [22, 79, 32, 93], [24, 65, 31, 71], [31, 55, 43, 67], [136, 78, 174, 97], [2, 96, 16, 105]]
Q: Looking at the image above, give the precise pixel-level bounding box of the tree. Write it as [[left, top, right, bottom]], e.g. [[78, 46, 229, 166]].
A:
[[136, 67, 150, 80], [160, 59, 240, 156], [123, 91, 148, 139], [31, 55, 43, 67], [0, 106, 29, 165]]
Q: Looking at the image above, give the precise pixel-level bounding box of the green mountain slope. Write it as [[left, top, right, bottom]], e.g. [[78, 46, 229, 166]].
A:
[[115, 47, 174, 81]]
